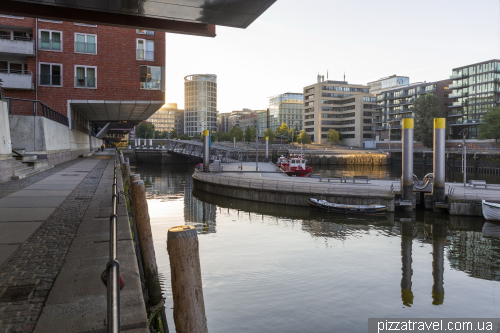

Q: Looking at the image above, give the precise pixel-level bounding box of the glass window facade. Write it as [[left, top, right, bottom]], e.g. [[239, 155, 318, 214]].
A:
[[268, 93, 304, 132], [184, 74, 218, 136]]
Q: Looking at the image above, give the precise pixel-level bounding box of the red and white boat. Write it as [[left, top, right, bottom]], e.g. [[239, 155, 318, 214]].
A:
[[276, 155, 288, 167], [280, 155, 313, 177]]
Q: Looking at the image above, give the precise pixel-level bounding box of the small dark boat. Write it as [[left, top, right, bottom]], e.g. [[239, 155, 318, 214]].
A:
[[308, 198, 388, 215]]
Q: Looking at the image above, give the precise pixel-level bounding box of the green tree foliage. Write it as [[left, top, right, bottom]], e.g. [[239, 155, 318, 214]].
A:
[[136, 122, 154, 139], [326, 129, 340, 146], [230, 126, 244, 142], [244, 127, 256, 142], [297, 130, 312, 144], [413, 93, 445, 148], [479, 107, 500, 143], [216, 132, 231, 142], [179, 134, 191, 140], [263, 128, 275, 144], [169, 129, 179, 139], [193, 132, 202, 141], [276, 123, 289, 137]]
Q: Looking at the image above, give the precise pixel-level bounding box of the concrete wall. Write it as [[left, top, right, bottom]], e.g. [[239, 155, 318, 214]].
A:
[[0, 72, 34, 90], [8, 114, 99, 166], [0, 101, 13, 182]]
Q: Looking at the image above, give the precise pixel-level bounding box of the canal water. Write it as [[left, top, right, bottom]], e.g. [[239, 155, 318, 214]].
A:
[[131, 163, 500, 333]]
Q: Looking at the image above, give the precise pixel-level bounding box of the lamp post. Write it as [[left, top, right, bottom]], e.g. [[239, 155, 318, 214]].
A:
[[459, 128, 467, 186], [255, 127, 259, 171]]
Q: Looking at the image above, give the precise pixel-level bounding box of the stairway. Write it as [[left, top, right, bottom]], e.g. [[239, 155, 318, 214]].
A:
[[11, 149, 54, 180]]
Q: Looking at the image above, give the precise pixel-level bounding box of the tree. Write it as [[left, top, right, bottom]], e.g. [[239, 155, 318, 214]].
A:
[[179, 134, 191, 140], [244, 127, 256, 142], [263, 128, 275, 144], [170, 129, 179, 139], [229, 126, 244, 142], [136, 122, 154, 139], [276, 123, 289, 138], [193, 132, 202, 141], [413, 93, 445, 148], [479, 107, 500, 143], [217, 132, 231, 142], [326, 129, 340, 146], [297, 130, 312, 144]]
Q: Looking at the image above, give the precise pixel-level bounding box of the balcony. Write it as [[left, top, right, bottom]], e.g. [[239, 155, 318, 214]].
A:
[[449, 101, 467, 108], [448, 92, 462, 98], [374, 104, 384, 109], [375, 126, 385, 131], [0, 71, 34, 89], [372, 119, 383, 124], [450, 73, 466, 79], [449, 119, 483, 126], [0, 36, 35, 56]]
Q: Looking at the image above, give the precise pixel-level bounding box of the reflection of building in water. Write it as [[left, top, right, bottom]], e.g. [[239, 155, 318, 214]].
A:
[[447, 228, 500, 281], [184, 192, 216, 234], [138, 164, 193, 199], [301, 220, 398, 241], [432, 223, 446, 305], [400, 222, 413, 307]]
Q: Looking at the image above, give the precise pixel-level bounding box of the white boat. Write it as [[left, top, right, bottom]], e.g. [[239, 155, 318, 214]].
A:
[[482, 200, 500, 222]]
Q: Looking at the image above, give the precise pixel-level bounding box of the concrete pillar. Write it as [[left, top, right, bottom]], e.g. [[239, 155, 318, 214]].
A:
[[233, 137, 236, 149], [432, 222, 446, 305], [400, 221, 413, 307], [402, 118, 414, 210], [265, 137, 269, 162], [149, 139, 152, 146], [203, 130, 210, 172], [138, 138, 141, 146], [433, 118, 446, 206]]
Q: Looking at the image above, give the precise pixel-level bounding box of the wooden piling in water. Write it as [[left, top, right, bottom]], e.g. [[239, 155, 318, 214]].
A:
[[129, 181, 165, 320], [167, 225, 208, 333]]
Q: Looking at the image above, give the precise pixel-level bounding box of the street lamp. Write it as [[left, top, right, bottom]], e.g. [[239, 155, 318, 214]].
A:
[[459, 128, 467, 186], [387, 117, 402, 151]]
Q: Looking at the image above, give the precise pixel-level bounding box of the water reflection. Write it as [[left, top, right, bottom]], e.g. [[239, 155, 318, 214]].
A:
[[401, 221, 413, 306], [432, 222, 446, 305]]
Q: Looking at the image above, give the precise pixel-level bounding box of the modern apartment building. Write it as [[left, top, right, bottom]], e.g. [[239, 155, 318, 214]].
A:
[[256, 109, 269, 134], [184, 74, 217, 136], [448, 59, 500, 139], [217, 112, 230, 132], [368, 75, 410, 95], [268, 93, 303, 132], [227, 109, 252, 129], [302, 78, 376, 146], [0, 15, 165, 139], [146, 103, 184, 136], [239, 112, 257, 131], [373, 80, 451, 141]]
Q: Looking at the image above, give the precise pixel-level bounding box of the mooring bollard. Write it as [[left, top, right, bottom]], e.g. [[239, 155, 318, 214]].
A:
[[402, 118, 414, 211], [119, 152, 125, 165], [130, 174, 140, 183], [433, 118, 446, 207], [203, 130, 210, 172], [167, 225, 208, 333], [130, 181, 164, 316]]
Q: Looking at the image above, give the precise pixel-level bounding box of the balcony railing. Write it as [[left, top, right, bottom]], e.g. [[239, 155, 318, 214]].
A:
[[75, 76, 96, 88], [136, 49, 154, 61], [0, 36, 35, 56], [0, 71, 33, 90], [75, 42, 96, 54], [450, 73, 466, 79], [40, 74, 62, 86], [448, 93, 462, 98], [39, 38, 61, 51], [372, 119, 383, 123]]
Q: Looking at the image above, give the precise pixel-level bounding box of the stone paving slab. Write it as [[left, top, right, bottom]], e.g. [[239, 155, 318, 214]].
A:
[[23, 184, 79, 190], [0, 245, 20, 268], [0, 208, 55, 222], [35, 179, 83, 185], [0, 197, 67, 208], [8, 190, 74, 197], [0, 222, 42, 244]]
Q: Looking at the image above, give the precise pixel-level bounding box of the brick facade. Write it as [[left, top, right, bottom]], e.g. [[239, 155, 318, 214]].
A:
[[1, 17, 165, 116]]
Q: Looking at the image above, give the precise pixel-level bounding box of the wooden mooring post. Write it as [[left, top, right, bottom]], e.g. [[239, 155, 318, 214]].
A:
[[130, 180, 168, 332], [167, 226, 208, 333]]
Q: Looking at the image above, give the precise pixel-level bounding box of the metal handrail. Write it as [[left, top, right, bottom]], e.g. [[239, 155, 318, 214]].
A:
[[107, 152, 120, 332], [4, 97, 69, 127]]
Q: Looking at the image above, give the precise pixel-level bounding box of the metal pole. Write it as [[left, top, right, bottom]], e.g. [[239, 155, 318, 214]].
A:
[[203, 130, 210, 172], [402, 118, 414, 210], [233, 137, 236, 149], [463, 136, 467, 187], [265, 137, 269, 162], [433, 118, 446, 206], [388, 122, 391, 151], [255, 127, 258, 171]]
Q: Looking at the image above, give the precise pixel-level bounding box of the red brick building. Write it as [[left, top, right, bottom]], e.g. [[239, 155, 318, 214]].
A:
[[0, 14, 165, 139]]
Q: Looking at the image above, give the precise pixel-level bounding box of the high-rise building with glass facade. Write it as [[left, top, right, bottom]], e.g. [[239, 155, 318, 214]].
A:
[[184, 74, 217, 136], [447, 60, 500, 139], [256, 109, 269, 134], [146, 103, 184, 136], [268, 93, 303, 132]]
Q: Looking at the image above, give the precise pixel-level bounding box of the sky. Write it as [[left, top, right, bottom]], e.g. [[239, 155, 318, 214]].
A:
[[164, 0, 500, 113]]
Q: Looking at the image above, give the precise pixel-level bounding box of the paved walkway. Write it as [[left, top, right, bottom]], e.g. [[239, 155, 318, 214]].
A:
[[0, 151, 148, 332]]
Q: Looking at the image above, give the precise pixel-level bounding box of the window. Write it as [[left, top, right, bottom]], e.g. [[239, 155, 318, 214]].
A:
[[39, 30, 62, 51], [75, 66, 96, 88], [140, 66, 161, 90], [40, 63, 62, 86], [136, 29, 154, 35], [0, 61, 27, 74], [137, 39, 154, 60], [75, 33, 96, 54]]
